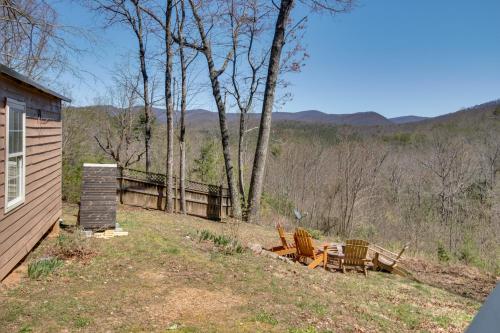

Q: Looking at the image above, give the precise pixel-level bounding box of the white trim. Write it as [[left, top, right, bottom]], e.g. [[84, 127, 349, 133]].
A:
[[4, 99, 26, 214], [83, 163, 117, 168]]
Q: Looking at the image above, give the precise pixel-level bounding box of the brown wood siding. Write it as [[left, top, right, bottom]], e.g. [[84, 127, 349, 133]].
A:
[[0, 74, 62, 281]]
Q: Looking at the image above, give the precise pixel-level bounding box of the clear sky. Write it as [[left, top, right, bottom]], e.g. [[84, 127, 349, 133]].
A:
[[54, 0, 500, 118]]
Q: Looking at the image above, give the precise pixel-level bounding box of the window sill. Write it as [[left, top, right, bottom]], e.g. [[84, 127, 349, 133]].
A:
[[5, 198, 25, 214]]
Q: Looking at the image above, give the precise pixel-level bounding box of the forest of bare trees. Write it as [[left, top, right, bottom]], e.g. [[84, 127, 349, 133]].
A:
[[74, 0, 355, 222], [264, 119, 500, 272]]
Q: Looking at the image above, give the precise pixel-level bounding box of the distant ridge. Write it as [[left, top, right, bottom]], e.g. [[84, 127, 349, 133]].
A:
[[154, 108, 394, 126], [390, 116, 429, 124], [73, 98, 500, 128]]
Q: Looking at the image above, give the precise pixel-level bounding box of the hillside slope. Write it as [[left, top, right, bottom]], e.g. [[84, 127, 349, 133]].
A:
[[0, 205, 485, 333]]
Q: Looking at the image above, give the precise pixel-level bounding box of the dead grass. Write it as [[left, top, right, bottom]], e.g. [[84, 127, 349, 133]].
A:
[[0, 204, 485, 332], [404, 257, 497, 302]]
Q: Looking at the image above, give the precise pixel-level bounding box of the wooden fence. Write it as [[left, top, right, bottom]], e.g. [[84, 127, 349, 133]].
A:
[[117, 168, 231, 220]]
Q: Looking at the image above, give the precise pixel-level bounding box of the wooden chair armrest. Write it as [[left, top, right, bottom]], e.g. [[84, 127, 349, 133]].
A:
[[275, 248, 297, 256], [370, 244, 399, 258], [268, 245, 285, 252]]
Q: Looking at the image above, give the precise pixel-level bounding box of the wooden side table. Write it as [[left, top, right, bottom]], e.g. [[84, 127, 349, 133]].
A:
[[325, 243, 345, 270]]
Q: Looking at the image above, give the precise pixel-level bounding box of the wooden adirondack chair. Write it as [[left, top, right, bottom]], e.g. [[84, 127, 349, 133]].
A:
[[270, 224, 296, 257], [293, 228, 328, 269], [346, 239, 370, 246], [340, 243, 370, 276], [372, 244, 409, 275]]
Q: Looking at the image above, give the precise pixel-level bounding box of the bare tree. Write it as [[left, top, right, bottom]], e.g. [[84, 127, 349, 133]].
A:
[[175, 0, 198, 214], [91, 0, 153, 172], [94, 72, 145, 168], [246, 0, 354, 223], [183, 0, 242, 218], [420, 135, 477, 251], [0, 0, 86, 81], [139, 0, 177, 213], [224, 0, 272, 208], [329, 140, 386, 236], [478, 128, 500, 190], [245, 0, 294, 223], [164, 0, 175, 212]]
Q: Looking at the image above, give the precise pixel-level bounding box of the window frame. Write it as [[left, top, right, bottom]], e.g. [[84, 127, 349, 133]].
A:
[[4, 98, 26, 213]]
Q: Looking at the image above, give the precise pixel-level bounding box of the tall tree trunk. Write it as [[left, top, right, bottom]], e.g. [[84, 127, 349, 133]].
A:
[[238, 111, 247, 206], [178, 0, 187, 214], [246, 0, 295, 223], [165, 0, 174, 213], [206, 55, 242, 218], [134, 3, 151, 173], [188, 0, 241, 218]]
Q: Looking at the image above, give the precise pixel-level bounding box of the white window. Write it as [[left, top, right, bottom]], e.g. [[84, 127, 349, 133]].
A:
[[5, 98, 26, 212]]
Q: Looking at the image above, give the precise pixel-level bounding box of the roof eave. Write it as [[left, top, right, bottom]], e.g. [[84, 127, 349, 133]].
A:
[[0, 64, 72, 103]]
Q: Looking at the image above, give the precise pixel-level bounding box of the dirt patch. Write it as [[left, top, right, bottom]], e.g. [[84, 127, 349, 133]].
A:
[[0, 263, 27, 290], [136, 270, 166, 282], [405, 258, 498, 302], [147, 287, 244, 327]]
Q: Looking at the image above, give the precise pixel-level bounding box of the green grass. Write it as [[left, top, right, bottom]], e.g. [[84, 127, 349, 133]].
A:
[[18, 325, 33, 333], [254, 311, 278, 325], [288, 327, 331, 333], [296, 300, 328, 317], [27, 257, 63, 279], [0, 205, 481, 332], [163, 246, 181, 255], [74, 316, 91, 328], [394, 304, 421, 330]]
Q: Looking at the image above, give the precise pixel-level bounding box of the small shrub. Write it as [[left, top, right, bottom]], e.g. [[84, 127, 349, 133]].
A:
[[28, 257, 63, 279], [212, 234, 231, 247], [198, 230, 244, 255], [199, 230, 213, 241], [437, 243, 450, 262], [51, 232, 94, 261]]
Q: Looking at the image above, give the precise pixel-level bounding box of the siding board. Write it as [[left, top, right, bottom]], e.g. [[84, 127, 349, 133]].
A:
[[0, 173, 61, 233], [0, 208, 61, 279], [0, 193, 60, 263], [27, 148, 60, 166], [0, 73, 63, 281]]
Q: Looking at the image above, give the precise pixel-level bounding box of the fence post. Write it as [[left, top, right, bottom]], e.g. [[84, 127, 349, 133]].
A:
[[118, 166, 124, 204], [219, 185, 223, 219]]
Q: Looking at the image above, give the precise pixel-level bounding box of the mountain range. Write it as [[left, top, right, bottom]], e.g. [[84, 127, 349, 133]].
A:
[[153, 108, 429, 126], [74, 99, 500, 128], [172, 99, 500, 127]]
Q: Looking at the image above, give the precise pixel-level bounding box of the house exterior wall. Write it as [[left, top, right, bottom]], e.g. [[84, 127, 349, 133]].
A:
[[0, 74, 62, 281]]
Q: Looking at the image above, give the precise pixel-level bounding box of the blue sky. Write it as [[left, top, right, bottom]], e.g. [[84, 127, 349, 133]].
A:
[[54, 0, 500, 118]]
